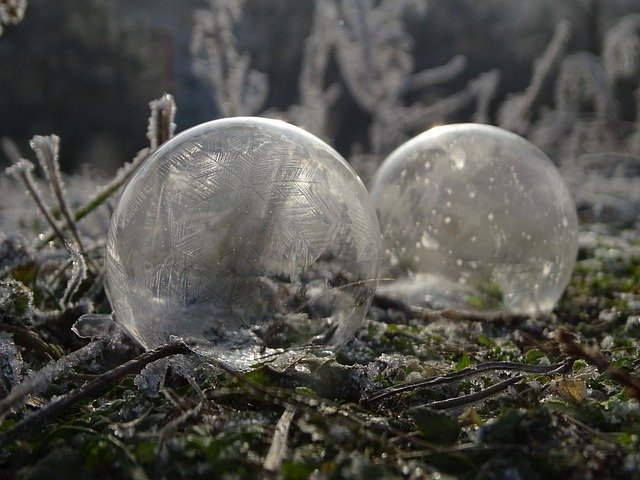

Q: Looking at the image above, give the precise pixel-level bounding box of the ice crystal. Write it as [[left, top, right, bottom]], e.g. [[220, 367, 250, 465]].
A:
[[106, 117, 381, 363], [370, 124, 579, 315], [72, 314, 122, 341]]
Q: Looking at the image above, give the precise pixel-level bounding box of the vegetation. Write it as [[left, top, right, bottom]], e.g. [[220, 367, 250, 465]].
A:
[[1, 1, 639, 479]]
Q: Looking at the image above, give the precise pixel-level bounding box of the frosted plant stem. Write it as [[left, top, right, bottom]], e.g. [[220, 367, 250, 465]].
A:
[[362, 360, 571, 404], [404, 55, 467, 93], [471, 69, 501, 124], [498, 20, 571, 133], [0, 340, 191, 448], [426, 375, 524, 410], [191, 1, 268, 116], [523, 20, 571, 113], [4, 156, 68, 247], [59, 241, 87, 308], [3, 146, 87, 300], [0, 339, 106, 420], [264, 405, 296, 472], [31, 135, 86, 258], [36, 148, 150, 248], [35, 94, 175, 248], [147, 94, 176, 150], [0, 323, 60, 360]]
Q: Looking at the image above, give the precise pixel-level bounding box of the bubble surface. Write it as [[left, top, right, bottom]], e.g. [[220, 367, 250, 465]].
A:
[[106, 117, 381, 363], [370, 124, 578, 315]]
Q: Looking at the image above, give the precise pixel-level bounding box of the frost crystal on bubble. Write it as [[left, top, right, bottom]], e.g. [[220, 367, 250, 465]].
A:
[[106, 117, 381, 363], [370, 124, 579, 315]]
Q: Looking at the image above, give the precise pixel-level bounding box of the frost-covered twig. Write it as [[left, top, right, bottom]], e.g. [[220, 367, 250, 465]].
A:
[[0, 323, 58, 360], [0, 339, 105, 421], [470, 69, 501, 124], [191, 0, 268, 116], [36, 94, 175, 247], [147, 94, 176, 150], [4, 154, 68, 247], [59, 242, 87, 308], [287, 1, 341, 138], [333, 0, 426, 113], [362, 360, 570, 404], [555, 52, 615, 124], [31, 135, 86, 257], [498, 20, 571, 134], [264, 406, 296, 472], [0, 340, 191, 448], [397, 85, 477, 130], [426, 375, 525, 410], [404, 55, 468, 93], [36, 148, 150, 247], [4, 139, 93, 284]]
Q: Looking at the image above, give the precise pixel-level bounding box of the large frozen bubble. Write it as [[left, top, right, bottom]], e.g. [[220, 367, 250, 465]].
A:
[[370, 124, 578, 315], [106, 117, 381, 363]]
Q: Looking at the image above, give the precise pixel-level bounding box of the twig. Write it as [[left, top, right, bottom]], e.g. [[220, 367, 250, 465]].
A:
[[147, 94, 176, 150], [31, 135, 86, 257], [554, 328, 640, 399], [34, 93, 175, 247], [35, 93, 176, 248], [59, 241, 87, 308], [426, 375, 524, 410], [0, 339, 106, 420], [413, 306, 531, 324], [0, 323, 60, 360], [0, 340, 191, 448], [4, 157, 68, 247], [522, 20, 572, 114], [263, 405, 296, 472], [35, 148, 150, 248], [362, 360, 570, 404], [404, 54, 467, 93], [497, 20, 571, 133]]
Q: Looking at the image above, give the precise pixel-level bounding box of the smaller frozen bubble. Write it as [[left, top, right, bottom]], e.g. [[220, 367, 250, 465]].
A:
[[105, 117, 381, 365], [370, 124, 579, 315]]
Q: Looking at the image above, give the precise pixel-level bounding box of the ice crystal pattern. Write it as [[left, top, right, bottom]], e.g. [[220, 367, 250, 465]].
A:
[[106, 117, 381, 361], [370, 124, 578, 315]]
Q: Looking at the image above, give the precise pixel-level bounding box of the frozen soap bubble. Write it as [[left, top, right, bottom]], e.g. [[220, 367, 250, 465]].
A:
[[106, 117, 381, 363], [370, 124, 578, 315]]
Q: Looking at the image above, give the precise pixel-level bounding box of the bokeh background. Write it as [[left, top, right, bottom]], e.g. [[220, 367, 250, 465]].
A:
[[0, 1, 636, 170]]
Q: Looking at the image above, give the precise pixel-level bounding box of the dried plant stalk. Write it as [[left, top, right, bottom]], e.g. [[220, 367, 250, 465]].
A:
[[31, 135, 86, 256]]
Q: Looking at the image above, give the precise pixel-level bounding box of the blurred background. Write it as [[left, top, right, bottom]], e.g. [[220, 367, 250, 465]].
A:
[[1, 0, 640, 184]]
